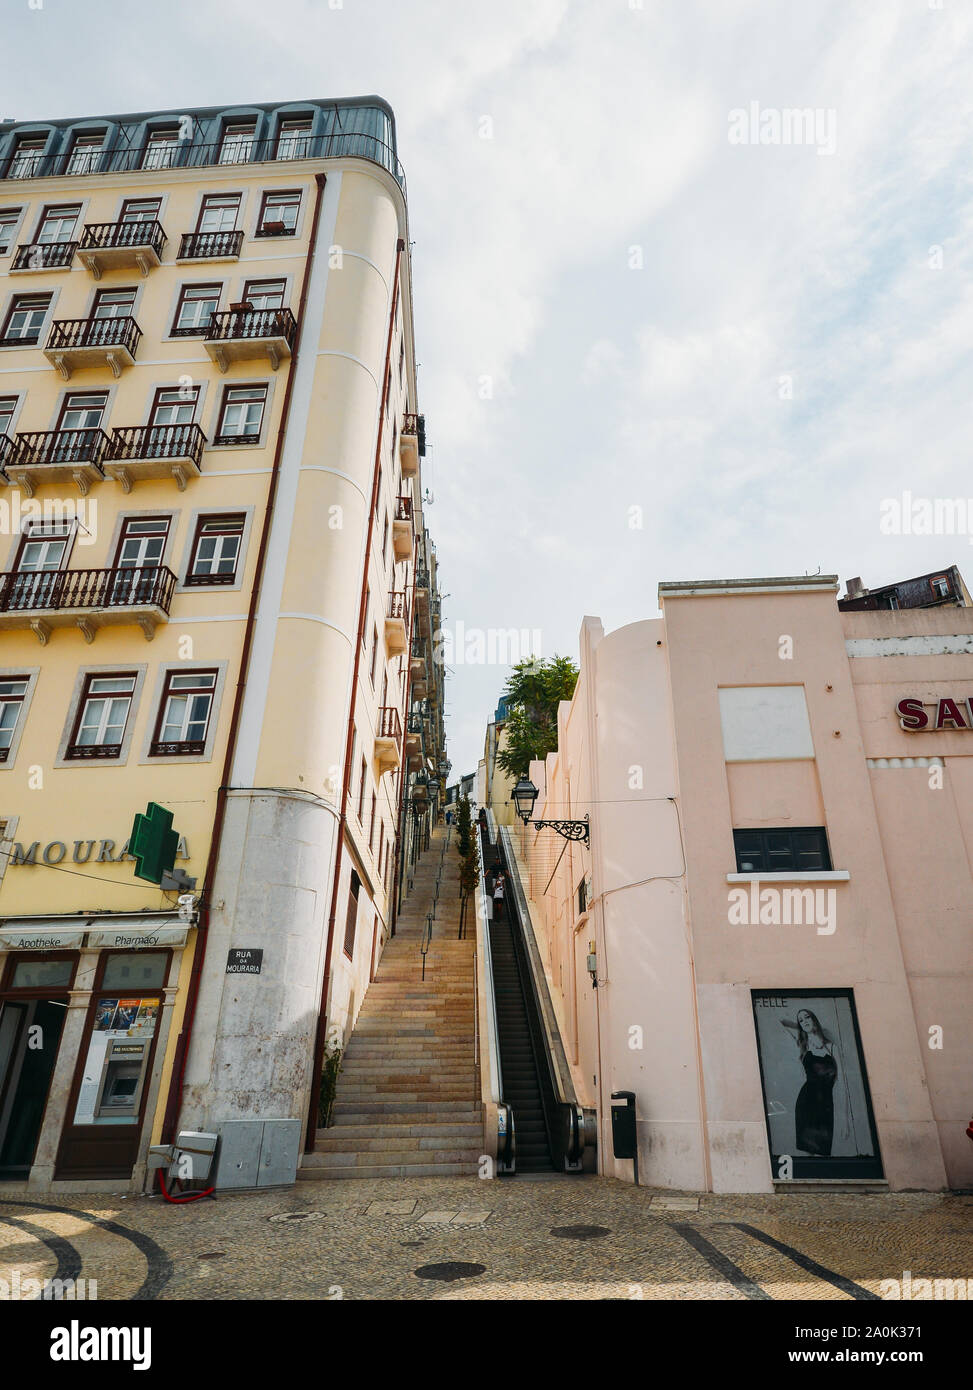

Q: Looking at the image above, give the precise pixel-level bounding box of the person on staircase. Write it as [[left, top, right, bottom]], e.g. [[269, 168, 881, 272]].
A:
[[492, 871, 505, 923]]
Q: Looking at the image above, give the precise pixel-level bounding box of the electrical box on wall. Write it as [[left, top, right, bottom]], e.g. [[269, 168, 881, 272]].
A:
[[214, 1119, 302, 1189]]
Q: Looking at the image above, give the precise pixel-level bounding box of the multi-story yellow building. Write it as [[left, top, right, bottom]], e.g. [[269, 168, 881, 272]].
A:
[[0, 98, 445, 1192]]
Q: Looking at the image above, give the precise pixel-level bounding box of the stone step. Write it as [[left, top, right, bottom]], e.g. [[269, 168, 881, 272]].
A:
[[317, 1123, 481, 1140], [298, 1160, 478, 1180], [312, 1135, 481, 1154], [303, 1146, 481, 1168]]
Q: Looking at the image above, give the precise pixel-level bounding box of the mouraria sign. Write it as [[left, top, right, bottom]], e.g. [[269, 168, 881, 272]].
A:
[[896, 697, 973, 731], [8, 836, 190, 867]]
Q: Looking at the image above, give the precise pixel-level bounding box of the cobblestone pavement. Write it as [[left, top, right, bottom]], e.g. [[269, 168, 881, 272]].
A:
[[0, 1178, 970, 1301]]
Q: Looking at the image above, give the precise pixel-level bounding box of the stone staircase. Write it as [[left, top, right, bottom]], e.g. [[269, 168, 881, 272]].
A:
[[299, 823, 482, 1179]]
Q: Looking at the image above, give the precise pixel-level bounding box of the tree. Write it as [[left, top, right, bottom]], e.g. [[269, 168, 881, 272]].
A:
[[495, 654, 579, 780]]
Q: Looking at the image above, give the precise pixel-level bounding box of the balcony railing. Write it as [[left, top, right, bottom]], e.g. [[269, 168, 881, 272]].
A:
[[46, 315, 142, 356], [0, 564, 175, 615], [13, 428, 110, 468], [177, 229, 243, 260], [0, 435, 14, 472], [149, 738, 205, 757], [64, 742, 122, 762], [406, 712, 423, 736], [415, 568, 430, 589], [378, 706, 402, 743], [388, 589, 409, 621], [12, 240, 77, 271], [80, 219, 167, 256], [1, 130, 407, 194], [395, 495, 413, 523], [205, 307, 297, 348], [402, 412, 426, 456], [108, 423, 206, 467]]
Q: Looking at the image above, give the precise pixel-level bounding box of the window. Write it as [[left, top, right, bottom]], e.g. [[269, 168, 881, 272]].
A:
[[114, 516, 169, 570], [257, 190, 301, 236], [120, 198, 162, 225], [35, 204, 80, 244], [883, 593, 899, 610], [931, 574, 951, 599], [8, 137, 46, 179], [357, 757, 367, 821], [369, 625, 378, 685], [150, 385, 199, 427], [66, 134, 103, 176], [66, 674, 137, 760], [343, 870, 361, 958], [57, 392, 107, 432], [241, 278, 285, 310], [577, 877, 588, 916], [150, 670, 217, 755], [399, 336, 405, 384], [0, 397, 17, 436], [219, 123, 256, 165], [172, 283, 221, 337], [197, 194, 241, 233], [142, 129, 180, 171], [1, 293, 51, 345], [382, 514, 389, 564], [378, 821, 384, 874], [0, 679, 29, 762], [185, 514, 245, 586], [91, 287, 136, 319], [215, 384, 267, 444], [369, 792, 377, 851], [0, 209, 22, 256], [276, 119, 312, 160], [732, 827, 832, 874]]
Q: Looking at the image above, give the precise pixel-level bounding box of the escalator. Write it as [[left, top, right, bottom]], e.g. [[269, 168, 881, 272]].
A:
[[477, 813, 595, 1176], [489, 907, 556, 1171]]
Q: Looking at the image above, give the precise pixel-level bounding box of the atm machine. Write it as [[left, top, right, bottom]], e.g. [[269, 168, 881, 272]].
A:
[[94, 1040, 149, 1119]]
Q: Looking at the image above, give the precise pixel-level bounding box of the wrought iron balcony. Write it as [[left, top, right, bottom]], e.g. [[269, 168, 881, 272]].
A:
[[11, 240, 77, 272], [393, 495, 414, 561], [106, 423, 206, 491], [77, 220, 167, 278], [44, 315, 142, 379], [8, 428, 109, 495], [1, 128, 407, 194], [0, 434, 14, 475], [0, 563, 175, 644], [374, 704, 402, 773], [203, 306, 297, 372], [148, 738, 205, 758], [177, 229, 243, 261], [384, 589, 409, 657], [399, 413, 425, 477]]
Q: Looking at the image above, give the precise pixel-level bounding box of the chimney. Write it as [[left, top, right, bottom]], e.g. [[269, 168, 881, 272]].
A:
[[844, 577, 864, 599]]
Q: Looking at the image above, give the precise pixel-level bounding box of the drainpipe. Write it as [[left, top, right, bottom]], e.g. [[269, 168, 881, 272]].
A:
[[304, 238, 405, 1153], [160, 172, 329, 1146]]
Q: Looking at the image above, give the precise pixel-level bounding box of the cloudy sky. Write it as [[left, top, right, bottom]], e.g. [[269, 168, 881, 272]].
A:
[[6, 0, 971, 780]]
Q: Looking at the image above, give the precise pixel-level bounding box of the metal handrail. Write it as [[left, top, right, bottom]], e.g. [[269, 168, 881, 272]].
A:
[[204, 306, 297, 346], [45, 316, 142, 356], [0, 564, 176, 614], [2, 130, 406, 193], [108, 423, 206, 465], [80, 220, 167, 256]]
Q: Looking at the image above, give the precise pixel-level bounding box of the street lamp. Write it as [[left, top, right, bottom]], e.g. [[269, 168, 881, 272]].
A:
[[511, 776, 589, 844]]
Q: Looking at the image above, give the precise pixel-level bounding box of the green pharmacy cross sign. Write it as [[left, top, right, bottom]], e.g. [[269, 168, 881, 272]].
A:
[[129, 802, 180, 885]]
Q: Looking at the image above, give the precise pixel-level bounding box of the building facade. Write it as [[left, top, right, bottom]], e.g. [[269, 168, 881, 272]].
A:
[[0, 98, 445, 1192], [518, 575, 973, 1193]]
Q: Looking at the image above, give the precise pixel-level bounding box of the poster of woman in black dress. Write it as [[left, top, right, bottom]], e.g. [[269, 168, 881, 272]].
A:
[[751, 990, 883, 1179]]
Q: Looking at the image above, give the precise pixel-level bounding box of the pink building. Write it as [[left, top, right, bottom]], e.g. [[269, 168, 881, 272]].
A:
[[517, 575, 973, 1193]]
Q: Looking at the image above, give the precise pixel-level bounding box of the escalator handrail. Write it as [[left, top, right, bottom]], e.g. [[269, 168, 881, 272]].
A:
[[476, 831, 504, 1106]]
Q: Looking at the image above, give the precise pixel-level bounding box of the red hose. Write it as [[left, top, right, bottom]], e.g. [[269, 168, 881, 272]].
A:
[[156, 1167, 215, 1204]]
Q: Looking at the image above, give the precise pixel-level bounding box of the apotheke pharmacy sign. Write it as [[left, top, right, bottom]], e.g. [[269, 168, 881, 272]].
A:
[[897, 697, 973, 731]]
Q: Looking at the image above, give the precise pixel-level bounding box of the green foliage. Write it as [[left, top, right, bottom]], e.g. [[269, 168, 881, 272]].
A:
[[455, 795, 480, 934], [495, 654, 580, 780]]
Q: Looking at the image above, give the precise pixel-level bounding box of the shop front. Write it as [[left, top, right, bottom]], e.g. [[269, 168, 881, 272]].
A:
[[0, 914, 190, 1191]]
